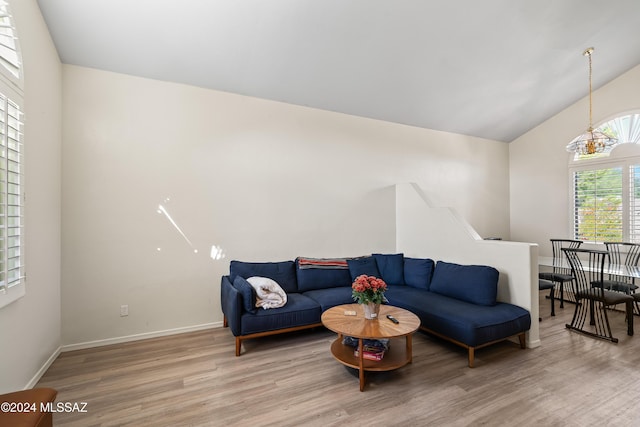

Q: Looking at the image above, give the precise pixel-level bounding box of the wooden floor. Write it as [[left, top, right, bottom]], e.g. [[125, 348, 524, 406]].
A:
[[37, 294, 640, 426]]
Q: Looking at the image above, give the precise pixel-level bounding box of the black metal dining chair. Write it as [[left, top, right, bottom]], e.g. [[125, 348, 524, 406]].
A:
[[603, 242, 640, 315], [602, 242, 640, 293], [563, 248, 634, 343], [538, 279, 555, 319], [539, 239, 582, 307]]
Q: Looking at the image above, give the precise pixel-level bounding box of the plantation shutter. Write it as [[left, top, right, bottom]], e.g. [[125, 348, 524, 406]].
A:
[[573, 167, 623, 243], [0, 94, 22, 292], [0, 0, 20, 81], [629, 165, 640, 243], [0, 0, 22, 307]]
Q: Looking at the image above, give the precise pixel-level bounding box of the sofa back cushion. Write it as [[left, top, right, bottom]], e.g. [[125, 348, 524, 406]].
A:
[[296, 257, 352, 292], [373, 253, 405, 286], [347, 256, 381, 281], [404, 257, 435, 290], [429, 261, 498, 306], [229, 260, 297, 293]]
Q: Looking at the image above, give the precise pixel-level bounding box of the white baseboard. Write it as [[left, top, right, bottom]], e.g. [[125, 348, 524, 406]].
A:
[[25, 345, 62, 389], [61, 321, 223, 352]]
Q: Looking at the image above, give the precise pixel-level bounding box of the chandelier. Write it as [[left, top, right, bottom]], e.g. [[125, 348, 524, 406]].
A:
[[566, 47, 617, 155]]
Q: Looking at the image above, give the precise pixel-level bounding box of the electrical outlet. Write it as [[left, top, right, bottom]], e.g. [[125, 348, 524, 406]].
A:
[[120, 304, 129, 317]]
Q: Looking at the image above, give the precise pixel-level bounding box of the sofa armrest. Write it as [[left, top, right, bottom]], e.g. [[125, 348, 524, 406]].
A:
[[221, 275, 242, 336]]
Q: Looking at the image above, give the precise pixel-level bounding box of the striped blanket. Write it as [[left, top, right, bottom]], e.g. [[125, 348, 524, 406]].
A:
[[297, 257, 349, 269]]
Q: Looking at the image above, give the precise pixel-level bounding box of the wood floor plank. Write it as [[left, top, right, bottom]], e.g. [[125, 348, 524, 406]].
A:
[[36, 295, 640, 426]]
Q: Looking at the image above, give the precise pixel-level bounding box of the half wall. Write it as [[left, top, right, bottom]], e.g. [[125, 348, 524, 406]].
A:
[[395, 183, 539, 347]]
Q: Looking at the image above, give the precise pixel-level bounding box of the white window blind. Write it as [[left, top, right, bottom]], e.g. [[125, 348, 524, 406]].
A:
[[573, 167, 623, 243], [0, 94, 22, 293], [0, 0, 21, 308], [0, 0, 19, 81], [629, 165, 640, 243]]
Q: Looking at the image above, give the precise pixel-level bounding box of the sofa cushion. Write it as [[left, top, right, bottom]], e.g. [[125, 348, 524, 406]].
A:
[[239, 293, 322, 335], [296, 257, 352, 292], [233, 276, 257, 314], [429, 261, 498, 306], [229, 260, 297, 293], [303, 287, 355, 311], [373, 253, 405, 286], [404, 257, 435, 290], [384, 285, 432, 309], [347, 256, 381, 281], [388, 289, 530, 347]]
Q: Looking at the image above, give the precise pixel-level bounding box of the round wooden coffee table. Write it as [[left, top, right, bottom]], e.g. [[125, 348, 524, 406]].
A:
[[321, 303, 420, 391]]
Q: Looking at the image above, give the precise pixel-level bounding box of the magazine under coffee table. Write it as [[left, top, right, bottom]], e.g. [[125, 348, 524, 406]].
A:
[[321, 303, 420, 391]]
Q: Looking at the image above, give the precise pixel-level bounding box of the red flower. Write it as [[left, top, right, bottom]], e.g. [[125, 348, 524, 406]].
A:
[[351, 275, 387, 304]]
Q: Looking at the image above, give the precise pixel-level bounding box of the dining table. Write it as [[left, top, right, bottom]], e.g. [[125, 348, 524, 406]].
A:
[[538, 256, 640, 280]]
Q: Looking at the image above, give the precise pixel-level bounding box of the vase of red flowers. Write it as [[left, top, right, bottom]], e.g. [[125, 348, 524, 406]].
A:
[[362, 302, 380, 320], [352, 275, 387, 319]]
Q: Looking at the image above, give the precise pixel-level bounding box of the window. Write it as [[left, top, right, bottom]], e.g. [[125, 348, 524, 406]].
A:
[[0, 0, 21, 84], [0, 95, 22, 293], [0, 0, 22, 309], [573, 167, 623, 242], [569, 113, 640, 161], [570, 113, 640, 244]]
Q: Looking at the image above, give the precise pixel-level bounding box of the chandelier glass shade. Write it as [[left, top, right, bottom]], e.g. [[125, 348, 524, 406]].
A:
[[566, 47, 617, 155], [566, 127, 617, 155]]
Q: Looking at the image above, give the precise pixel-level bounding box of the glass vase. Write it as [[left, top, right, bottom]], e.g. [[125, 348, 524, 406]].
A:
[[362, 302, 380, 320]]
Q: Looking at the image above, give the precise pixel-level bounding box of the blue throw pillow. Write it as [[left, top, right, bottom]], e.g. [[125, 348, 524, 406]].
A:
[[429, 261, 498, 306], [229, 260, 297, 293], [404, 257, 435, 290], [373, 253, 405, 286], [233, 276, 257, 314], [347, 256, 381, 281]]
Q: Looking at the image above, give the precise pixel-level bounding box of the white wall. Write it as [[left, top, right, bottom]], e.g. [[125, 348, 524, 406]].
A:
[[61, 65, 511, 346], [510, 64, 640, 254], [0, 0, 62, 393], [396, 183, 539, 347]]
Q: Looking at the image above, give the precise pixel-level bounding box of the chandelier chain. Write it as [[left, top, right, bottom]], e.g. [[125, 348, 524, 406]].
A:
[[566, 46, 617, 155], [586, 48, 593, 130]]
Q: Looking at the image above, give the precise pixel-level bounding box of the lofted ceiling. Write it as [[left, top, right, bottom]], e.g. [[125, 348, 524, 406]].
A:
[[35, 0, 640, 142]]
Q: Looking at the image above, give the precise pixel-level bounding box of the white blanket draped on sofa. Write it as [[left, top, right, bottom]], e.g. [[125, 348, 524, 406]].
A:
[[247, 276, 288, 309]]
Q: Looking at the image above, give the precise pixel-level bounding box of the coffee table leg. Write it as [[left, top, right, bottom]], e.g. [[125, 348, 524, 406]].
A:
[[407, 334, 413, 363], [358, 338, 365, 392]]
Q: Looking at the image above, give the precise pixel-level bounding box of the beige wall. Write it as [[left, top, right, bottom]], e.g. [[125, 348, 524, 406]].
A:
[[61, 65, 511, 346], [0, 0, 62, 393], [510, 64, 640, 255]]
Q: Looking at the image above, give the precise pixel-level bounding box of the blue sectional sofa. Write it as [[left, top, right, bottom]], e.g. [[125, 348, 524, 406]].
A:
[[220, 254, 531, 367]]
